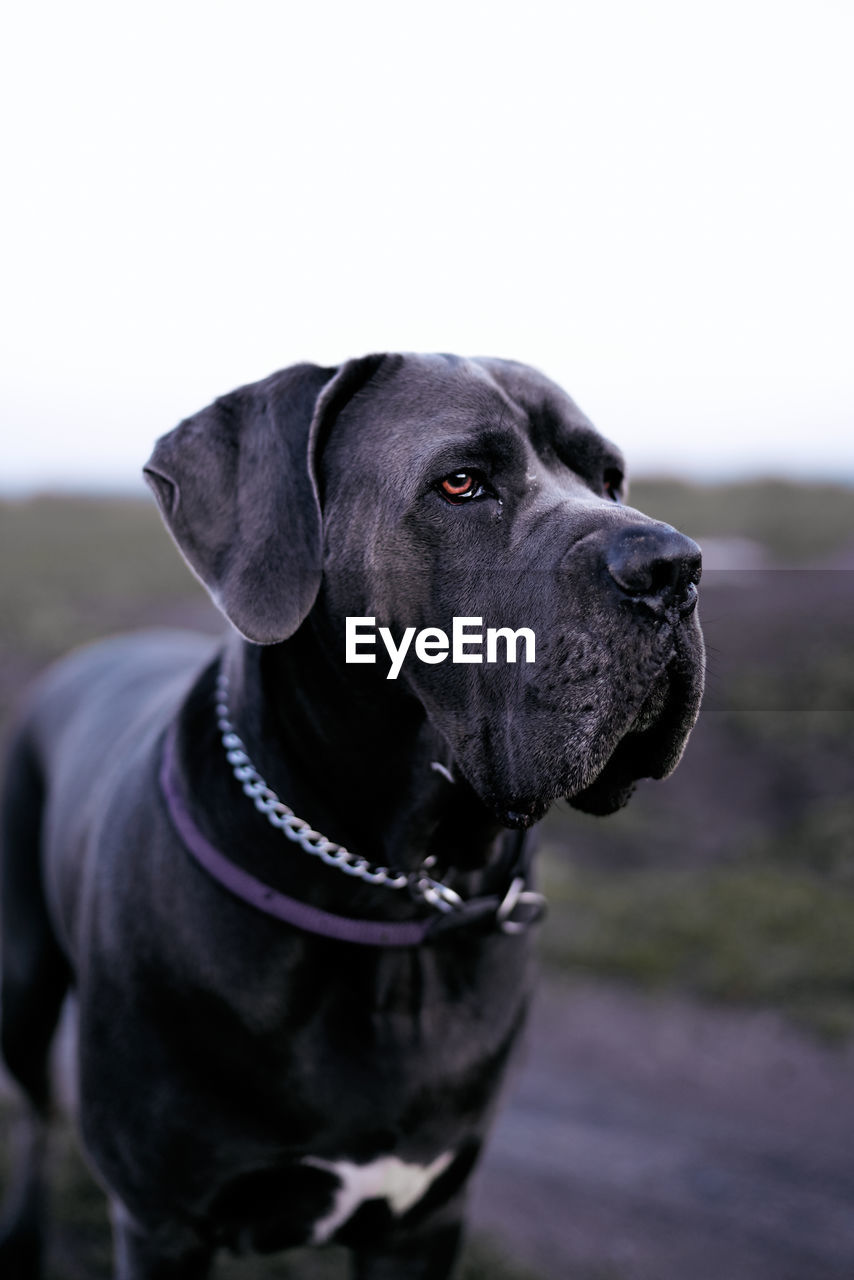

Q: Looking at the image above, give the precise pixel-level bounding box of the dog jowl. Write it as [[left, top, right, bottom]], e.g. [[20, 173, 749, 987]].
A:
[[0, 354, 704, 1279]]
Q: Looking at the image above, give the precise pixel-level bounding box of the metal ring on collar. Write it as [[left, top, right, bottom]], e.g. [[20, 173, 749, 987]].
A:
[[496, 876, 547, 934]]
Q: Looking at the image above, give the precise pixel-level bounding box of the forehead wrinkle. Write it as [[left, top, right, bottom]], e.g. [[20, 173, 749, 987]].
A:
[[442, 359, 625, 484], [379, 416, 529, 505], [356, 354, 524, 434], [528, 408, 625, 480]]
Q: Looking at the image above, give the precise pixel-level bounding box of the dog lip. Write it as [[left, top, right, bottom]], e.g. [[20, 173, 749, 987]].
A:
[[566, 644, 704, 815]]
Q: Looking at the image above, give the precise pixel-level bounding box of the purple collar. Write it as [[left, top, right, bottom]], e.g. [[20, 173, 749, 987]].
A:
[[159, 724, 545, 947], [160, 723, 437, 947]]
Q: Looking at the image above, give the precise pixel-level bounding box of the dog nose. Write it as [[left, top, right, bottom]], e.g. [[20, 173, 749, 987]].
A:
[[606, 524, 701, 616]]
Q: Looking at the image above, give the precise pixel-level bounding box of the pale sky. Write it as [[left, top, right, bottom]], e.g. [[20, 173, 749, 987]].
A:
[[2, 0, 852, 491]]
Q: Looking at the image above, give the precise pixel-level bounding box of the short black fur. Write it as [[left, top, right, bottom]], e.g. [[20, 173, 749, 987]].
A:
[[0, 353, 704, 1279]]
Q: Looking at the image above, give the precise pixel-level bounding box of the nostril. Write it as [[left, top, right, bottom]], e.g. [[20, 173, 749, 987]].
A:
[[606, 525, 702, 614]]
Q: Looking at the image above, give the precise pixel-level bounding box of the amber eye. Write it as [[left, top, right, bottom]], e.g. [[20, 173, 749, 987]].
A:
[[441, 472, 475, 497], [437, 471, 489, 503]]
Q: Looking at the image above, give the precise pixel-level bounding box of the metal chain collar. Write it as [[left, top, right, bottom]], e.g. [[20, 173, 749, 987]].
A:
[[215, 669, 466, 914]]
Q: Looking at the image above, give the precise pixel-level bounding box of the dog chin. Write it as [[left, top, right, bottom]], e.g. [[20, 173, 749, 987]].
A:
[[489, 744, 638, 828]]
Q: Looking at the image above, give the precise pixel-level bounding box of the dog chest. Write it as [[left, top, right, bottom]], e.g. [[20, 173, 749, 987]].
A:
[[302, 1150, 456, 1243], [202, 1144, 472, 1255]]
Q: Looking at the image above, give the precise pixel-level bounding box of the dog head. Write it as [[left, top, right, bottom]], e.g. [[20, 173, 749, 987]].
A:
[[145, 353, 704, 825]]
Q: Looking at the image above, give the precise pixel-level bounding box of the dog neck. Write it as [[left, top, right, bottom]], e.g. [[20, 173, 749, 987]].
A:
[[218, 627, 507, 879]]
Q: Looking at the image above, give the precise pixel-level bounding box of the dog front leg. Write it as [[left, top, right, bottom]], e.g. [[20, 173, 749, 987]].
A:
[[0, 1106, 48, 1279], [351, 1220, 463, 1280], [110, 1202, 214, 1280]]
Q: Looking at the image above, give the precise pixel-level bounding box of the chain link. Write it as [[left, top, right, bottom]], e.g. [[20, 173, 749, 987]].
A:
[[215, 670, 463, 912]]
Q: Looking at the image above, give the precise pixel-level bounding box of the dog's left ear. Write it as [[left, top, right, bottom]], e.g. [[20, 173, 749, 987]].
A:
[[144, 355, 386, 643]]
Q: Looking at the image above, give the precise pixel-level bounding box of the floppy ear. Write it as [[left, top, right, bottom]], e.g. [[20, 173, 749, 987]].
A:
[[143, 355, 386, 643]]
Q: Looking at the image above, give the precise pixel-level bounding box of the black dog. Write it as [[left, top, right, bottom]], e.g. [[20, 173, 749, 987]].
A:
[[0, 354, 704, 1278]]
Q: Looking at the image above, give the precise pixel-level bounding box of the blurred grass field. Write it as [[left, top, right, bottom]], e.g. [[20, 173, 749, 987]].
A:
[[1, 479, 853, 1276], [626, 477, 854, 563]]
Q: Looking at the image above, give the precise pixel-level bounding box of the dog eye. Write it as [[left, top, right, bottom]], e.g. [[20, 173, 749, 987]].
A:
[[437, 471, 489, 504], [603, 467, 624, 502]]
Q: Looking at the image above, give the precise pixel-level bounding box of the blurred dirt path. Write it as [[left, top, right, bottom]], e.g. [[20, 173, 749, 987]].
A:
[[471, 976, 854, 1280]]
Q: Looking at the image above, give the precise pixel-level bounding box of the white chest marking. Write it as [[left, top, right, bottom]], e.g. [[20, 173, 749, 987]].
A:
[[303, 1150, 455, 1244]]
